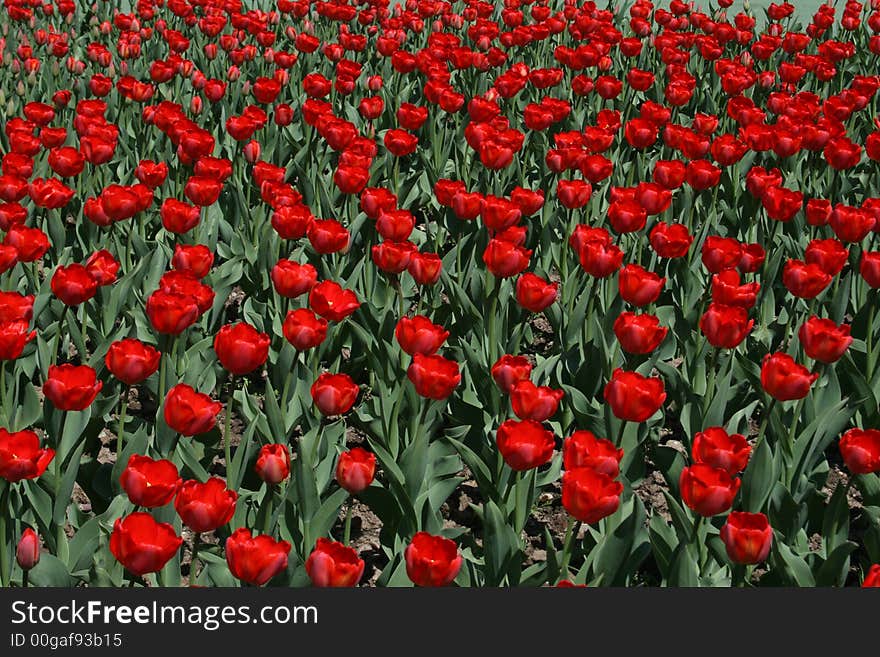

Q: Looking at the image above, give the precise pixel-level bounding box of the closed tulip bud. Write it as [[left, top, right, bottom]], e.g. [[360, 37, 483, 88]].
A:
[[720, 512, 773, 564], [407, 251, 442, 286], [175, 477, 238, 533], [255, 444, 290, 484], [172, 244, 214, 279], [16, 528, 40, 571], [120, 455, 181, 507], [798, 317, 852, 364], [692, 427, 751, 475], [311, 373, 359, 416], [561, 467, 623, 524], [839, 428, 880, 475], [679, 464, 741, 517], [110, 513, 183, 576], [491, 354, 532, 393], [335, 447, 376, 493], [226, 528, 291, 586], [306, 538, 365, 587], [404, 532, 462, 587]]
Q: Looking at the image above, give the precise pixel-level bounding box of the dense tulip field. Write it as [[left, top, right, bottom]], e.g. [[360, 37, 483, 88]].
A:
[[0, 0, 880, 589]]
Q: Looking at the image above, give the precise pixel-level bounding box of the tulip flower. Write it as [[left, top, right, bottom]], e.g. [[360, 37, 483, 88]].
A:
[[720, 512, 773, 565], [120, 455, 181, 508], [110, 513, 183, 577], [404, 532, 462, 587], [226, 528, 291, 586]]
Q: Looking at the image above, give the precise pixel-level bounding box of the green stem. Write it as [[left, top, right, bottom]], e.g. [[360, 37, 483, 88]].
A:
[[52, 306, 68, 366], [487, 278, 499, 366], [189, 533, 201, 587], [0, 361, 8, 428], [343, 502, 353, 546], [691, 514, 705, 574], [615, 419, 627, 448], [116, 391, 128, 459], [0, 481, 9, 587], [22, 569, 28, 589], [558, 515, 577, 580], [868, 293, 876, 382], [702, 348, 719, 414], [225, 374, 235, 485], [752, 398, 777, 452]]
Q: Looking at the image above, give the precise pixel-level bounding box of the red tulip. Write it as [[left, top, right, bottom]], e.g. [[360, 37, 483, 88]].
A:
[[613, 312, 667, 354], [271, 205, 314, 240], [510, 381, 564, 422], [311, 373, 359, 415], [603, 368, 666, 422], [120, 455, 181, 507], [692, 427, 751, 475], [491, 355, 533, 393], [308, 219, 350, 255], [0, 428, 54, 482], [272, 260, 318, 298], [336, 447, 377, 494], [43, 364, 102, 411], [404, 532, 462, 587], [700, 303, 754, 349], [515, 273, 558, 312], [483, 238, 532, 278], [0, 320, 35, 361], [408, 252, 442, 285], [561, 467, 623, 524], [839, 428, 880, 475], [861, 252, 880, 288], [782, 259, 832, 299], [163, 384, 222, 436], [255, 444, 290, 485], [760, 353, 818, 401], [679, 464, 741, 517], [146, 289, 200, 335], [407, 353, 461, 400], [649, 222, 693, 258], [282, 308, 328, 351], [213, 322, 270, 375], [863, 564, 880, 587], [395, 315, 449, 356], [160, 198, 201, 233], [562, 431, 624, 477], [172, 244, 214, 279], [309, 281, 360, 322], [175, 477, 238, 533], [384, 129, 418, 157], [51, 264, 97, 306], [618, 264, 664, 306], [110, 512, 183, 576], [105, 338, 161, 385], [306, 538, 365, 587], [720, 512, 773, 564], [798, 317, 852, 364], [805, 239, 849, 276], [701, 236, 742, 273], [495, 419, 555, 471], [226, 528, 291, 586], [711, 270, 759, 308]]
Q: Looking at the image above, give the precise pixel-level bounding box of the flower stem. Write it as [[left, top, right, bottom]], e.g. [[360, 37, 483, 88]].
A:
[[0, 481, 9, 587], [116, 390, 128, 459], [225, 374, 235, 486], [558, 515, 577, 580], [343, 502, 353, 546], [189, 533, 201, 587]]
